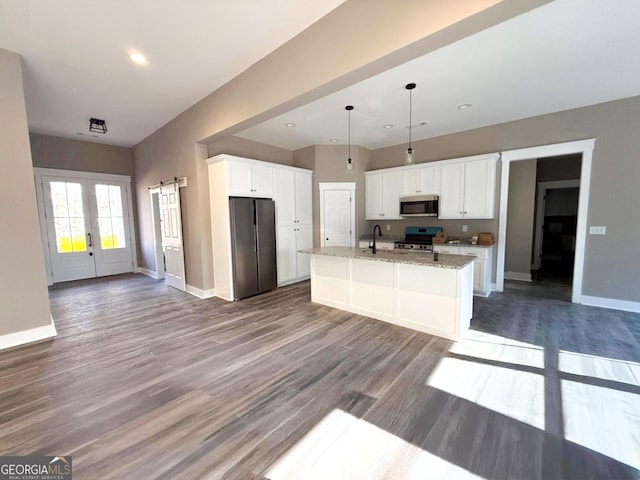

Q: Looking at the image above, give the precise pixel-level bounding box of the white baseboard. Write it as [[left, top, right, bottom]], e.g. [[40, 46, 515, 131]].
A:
[[0, 318, 57, 351], [140, 267, 159, 279], [504, 271, 532, 282], [186, 284, 216, 299], [581, 295, 640, 313]]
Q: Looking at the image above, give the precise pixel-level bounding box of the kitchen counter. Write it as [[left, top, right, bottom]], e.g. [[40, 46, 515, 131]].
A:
[[301, 246, 474, 270], [301, 247, 474, 341]]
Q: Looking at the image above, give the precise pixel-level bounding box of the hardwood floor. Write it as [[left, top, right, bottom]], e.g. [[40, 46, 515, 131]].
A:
[[1, 274, 639, 479]]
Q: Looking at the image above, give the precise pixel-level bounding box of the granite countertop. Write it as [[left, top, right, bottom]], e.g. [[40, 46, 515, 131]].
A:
[[300, 246, 474, 270]]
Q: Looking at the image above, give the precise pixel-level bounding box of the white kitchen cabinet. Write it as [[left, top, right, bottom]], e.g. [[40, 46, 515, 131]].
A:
[[277, 224, 312, 285], [365, 170, 401, 220], [401, 165, 440, 197], [433, 244, 494, 297], [273, 168, 312, 285], [206, 154, 313, 299], [438, 155, 497, 219], [228, 159, 274, 197], [274, 169, 312, 227]]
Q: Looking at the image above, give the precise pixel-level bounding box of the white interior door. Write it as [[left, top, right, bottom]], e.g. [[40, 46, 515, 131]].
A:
[[160, 183, 186, 291], [89, 180, 134, 277], [43, 177, 96, 282], [322, 188, 352, 247]]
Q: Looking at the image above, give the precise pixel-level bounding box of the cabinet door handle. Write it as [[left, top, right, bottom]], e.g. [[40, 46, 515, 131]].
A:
[[87, 232, 92, 247]]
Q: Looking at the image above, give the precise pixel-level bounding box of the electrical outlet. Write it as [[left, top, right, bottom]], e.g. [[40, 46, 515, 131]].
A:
[[386, 224, 391, 231], [589, 226, 606, 235], [462, 225, 468, 232]]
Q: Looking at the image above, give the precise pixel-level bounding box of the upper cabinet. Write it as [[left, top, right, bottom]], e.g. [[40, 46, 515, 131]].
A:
[[273, 169, 312, 227], [228, 159, 274, 197], [401, 165, 440, 197], [365, 170, 401, 220], [365, 153, 498, 221], [438, 155, 498, 219]]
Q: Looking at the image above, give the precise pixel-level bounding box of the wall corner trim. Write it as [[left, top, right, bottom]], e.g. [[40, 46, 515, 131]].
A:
[[580, 295, 640, 313], [186, 285, 216, 299], [0, 318, 57, 351]]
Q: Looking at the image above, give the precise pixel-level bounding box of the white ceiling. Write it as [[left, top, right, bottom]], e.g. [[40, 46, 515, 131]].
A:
[[0, 0, 347, 147], [237, 0, 640, 151]]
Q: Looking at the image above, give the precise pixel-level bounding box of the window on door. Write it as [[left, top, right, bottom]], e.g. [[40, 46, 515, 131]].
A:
[[95, 184, 127, 250], [50, 181, 87, 253]]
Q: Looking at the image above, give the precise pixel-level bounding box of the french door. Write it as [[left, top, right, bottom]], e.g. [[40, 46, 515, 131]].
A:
[[40, 174, 134, 283]]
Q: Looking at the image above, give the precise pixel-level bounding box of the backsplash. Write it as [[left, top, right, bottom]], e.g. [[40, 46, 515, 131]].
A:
[[365, 217, 497, 238]]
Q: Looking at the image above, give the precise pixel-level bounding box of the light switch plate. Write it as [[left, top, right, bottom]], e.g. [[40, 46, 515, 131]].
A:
[[589, 226, 606, 235], [386, 224, 391, 231], [462, 225, 468, 232]]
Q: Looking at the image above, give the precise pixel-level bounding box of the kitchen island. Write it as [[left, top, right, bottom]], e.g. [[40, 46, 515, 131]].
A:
[[300, 246, 474, 341]]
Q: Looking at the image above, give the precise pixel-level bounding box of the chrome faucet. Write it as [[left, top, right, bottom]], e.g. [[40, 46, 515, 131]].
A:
[[371, 224, 383, 254]]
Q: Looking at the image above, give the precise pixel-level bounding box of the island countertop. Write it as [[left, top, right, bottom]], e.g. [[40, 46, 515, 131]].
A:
[[300, 246, 474, 270]]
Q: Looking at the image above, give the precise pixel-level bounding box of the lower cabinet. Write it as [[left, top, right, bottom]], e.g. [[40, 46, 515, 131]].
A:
[[433, 245, 494, 297], [277, 224, 312, 285]]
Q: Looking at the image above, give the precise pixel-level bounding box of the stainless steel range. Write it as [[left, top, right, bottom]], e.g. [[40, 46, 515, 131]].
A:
[[394, 226, 443, 251]]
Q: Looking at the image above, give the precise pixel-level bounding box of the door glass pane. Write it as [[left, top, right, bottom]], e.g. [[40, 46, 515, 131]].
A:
[[50, 181, 86, 253], [95, 184, 126, 249]]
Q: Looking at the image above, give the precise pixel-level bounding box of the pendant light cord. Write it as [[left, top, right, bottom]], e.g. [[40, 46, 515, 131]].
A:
[[348, 108, 351, 160], [408, 87, 412, 150]]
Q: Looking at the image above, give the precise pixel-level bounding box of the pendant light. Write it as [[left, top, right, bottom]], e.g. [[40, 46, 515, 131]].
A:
[[345, 105, 354, 170], [405, 83, 416, 165]]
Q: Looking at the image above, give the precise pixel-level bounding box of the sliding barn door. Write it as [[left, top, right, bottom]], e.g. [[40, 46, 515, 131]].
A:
[[160, 184, 186, 291]]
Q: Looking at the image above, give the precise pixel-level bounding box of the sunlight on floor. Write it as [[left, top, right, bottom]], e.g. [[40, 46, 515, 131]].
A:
[[266, 409, 485, 480], [427, 332, 545, 429], [426, 356, 545, 430], [559, 350, 640, 386], [450, 330, 544, 369], [562, 379, 640, 470], [559, 349, 640, 471]]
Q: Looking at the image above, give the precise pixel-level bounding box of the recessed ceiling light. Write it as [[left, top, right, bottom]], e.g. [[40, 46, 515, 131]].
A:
[[285, 122, 296, 127], [129, 52, 147, 65], [458, 104, 472, 109], [383, 124, 394, 129], [330, 138, 339, 143]]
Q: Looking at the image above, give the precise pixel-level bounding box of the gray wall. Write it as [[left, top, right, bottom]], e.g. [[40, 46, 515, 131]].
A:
[[293, 145, 370, 247], [30, 133, 134, 176], [371, 95, 640, 302], [0, 49, 52, 337], [505, 159, 536, 275]]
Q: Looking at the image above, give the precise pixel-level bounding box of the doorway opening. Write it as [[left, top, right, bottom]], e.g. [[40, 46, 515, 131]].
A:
[[531, 155, 581, 292], [497, 139, 595, 304]]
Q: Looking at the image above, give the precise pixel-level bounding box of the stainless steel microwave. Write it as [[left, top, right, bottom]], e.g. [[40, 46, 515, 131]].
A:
[[399, 195, 439, 217]]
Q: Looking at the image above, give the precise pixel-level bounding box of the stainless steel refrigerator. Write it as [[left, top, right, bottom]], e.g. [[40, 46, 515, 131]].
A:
[[229, 197, 277, 300]]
